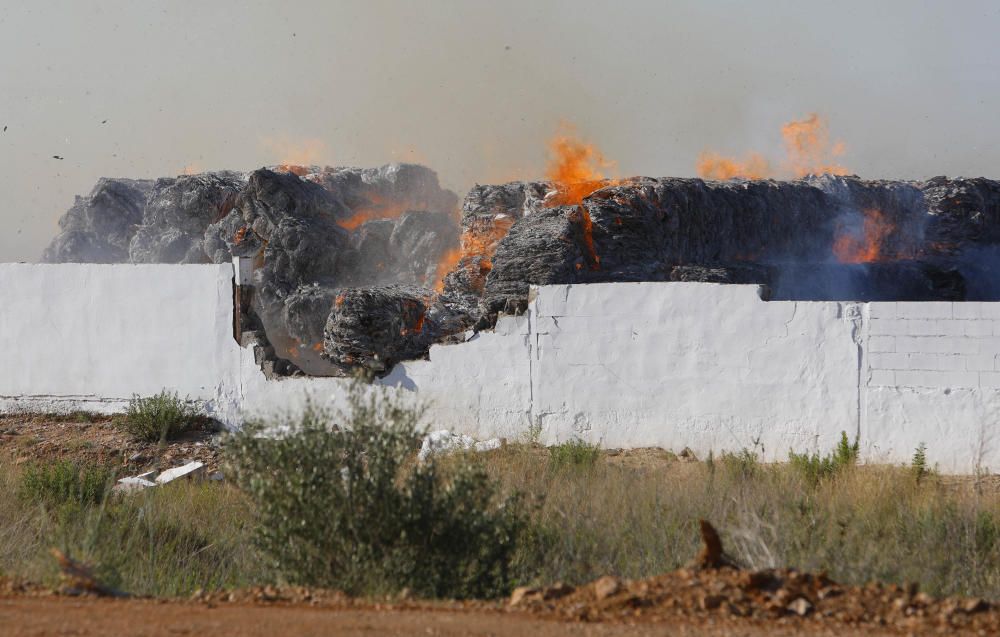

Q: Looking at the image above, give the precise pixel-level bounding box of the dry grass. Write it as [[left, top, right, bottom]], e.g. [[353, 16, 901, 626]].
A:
[[475, 443, 1000, 598], [3, 439, 1000, 600], [0, 452, 256, 596]]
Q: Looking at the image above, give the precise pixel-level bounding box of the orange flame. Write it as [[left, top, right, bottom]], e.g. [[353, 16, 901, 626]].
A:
[[781, 114, 848, 178], [262, 136, 329, 175], [339, 193, 412, 231], [696, 152, 771, 180], [545, 125, 618, 206], [697, 113, 849, 180], [833, 209, 892, 264]]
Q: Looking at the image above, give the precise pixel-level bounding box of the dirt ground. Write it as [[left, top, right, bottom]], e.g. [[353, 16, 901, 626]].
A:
[[0, 413, 222, 474], [0, 596, 908, 637]]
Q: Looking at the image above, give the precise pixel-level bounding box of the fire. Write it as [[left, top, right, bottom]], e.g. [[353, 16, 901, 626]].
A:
[[696, 152, 771, 180], [338, 193, 411, 231], [434, 247, 462, 292], [545, 125, 618, 206], [696, 113, 849, 180], [781, 114, 848, 178], [262, 136, 329, 175], [833, 208, 892, 264]]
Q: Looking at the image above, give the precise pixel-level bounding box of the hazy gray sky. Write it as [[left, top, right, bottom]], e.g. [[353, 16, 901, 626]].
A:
[[1, 0, 999, 261]]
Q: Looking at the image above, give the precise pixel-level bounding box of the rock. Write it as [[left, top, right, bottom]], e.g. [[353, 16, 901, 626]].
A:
[[787, 597, 814, 616], [542, 582, 575, 601], [417, 429, 503, 462], [592, 575, 621, 600], [43, 178, 154, 262], [700, 594, 725, 610], [155, 460, 205, 484], [114, 476, 156, 493], [962, 597, 989, 614], [509, 586, 540, 606]]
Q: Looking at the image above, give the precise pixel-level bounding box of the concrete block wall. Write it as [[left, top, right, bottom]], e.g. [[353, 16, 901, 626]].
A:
[[1, 262, 999, 473]]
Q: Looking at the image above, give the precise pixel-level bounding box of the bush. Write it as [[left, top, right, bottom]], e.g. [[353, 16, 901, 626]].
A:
[[19, 460, 116, 506], [549, 438, 601, 470], [226, 387, 535, 599], [118, 391, 196, 443], [788, 431, 859, 486]]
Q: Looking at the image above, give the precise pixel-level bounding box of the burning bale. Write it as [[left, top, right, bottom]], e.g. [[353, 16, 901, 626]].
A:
[[322, 286, 474, 374], [42, 161, 1000, 379]]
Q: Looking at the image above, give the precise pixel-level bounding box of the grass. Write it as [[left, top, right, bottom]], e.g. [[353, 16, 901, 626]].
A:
[[116, 391, 199, 443], [3, 419, 1000, 601], [0, 454, 255, 595]]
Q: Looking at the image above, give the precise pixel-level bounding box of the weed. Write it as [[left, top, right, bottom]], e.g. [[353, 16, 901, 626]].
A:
[[549, 438, 601, 470], [18, 460, 116, 506], [912, 443, 931, 483], [788, 431, 859, 486], [118, 391, 197, 443]]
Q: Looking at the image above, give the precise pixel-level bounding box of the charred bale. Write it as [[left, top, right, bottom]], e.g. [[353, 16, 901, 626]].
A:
[[669, 264, 772, 285], [443, 182, 550, 297], [42, 178, 154, 262], [920, 176, 1000, 255], [582, 178, 832, 277], [130, 172, 245, 263], [481, 207, 586, 320], [323, 285, 474, 375], [203, 168, 350, 298], [307, 163, 458, 217]]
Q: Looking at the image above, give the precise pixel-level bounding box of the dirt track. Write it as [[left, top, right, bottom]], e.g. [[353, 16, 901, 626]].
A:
[[0, 597, 896, 636]]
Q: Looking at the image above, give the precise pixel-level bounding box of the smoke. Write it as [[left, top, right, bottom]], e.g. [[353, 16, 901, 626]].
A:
[[2, 1, 1000, 262]]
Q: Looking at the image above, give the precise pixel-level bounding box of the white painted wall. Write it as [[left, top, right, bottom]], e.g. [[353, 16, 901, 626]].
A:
[[1, 263, 998, 473], [0, 264, 242, 420]]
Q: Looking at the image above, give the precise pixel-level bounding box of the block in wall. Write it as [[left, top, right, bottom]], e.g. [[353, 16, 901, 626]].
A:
[[894, 369, 978, 389], [868, 336, 895, 352], [906, 320, 966, 337], [964, 321, 995, 337], [963, 354, 997, 372], [906, 353, 968, 372], [868, 303, 896, 319], [868, 369, 895, 387], [896, 302, 953, 319], [979, 371, 1000, 388], [895, 336, 984, 355], [869, 352, 908, 370], [869, 318, 910, 336], [951, 303, 1000, 320]]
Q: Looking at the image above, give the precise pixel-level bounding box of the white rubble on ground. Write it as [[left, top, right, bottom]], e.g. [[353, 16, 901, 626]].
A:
[[417, 429, 503, 462], [114, 460, 207, 494], [155, 460, 205, 484]]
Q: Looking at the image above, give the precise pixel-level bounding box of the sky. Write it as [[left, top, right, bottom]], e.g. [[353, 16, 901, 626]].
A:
[[1, 0, 999, 261]]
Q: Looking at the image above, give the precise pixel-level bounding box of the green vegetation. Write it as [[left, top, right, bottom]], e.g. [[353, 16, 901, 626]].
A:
[[226, 388, 533, 599], [3, 406, 1000, 601], [18, 460, 116, 506], [548, 438, 601, 470], [788, 431, 860, 486], [117, 391, 198, 443]]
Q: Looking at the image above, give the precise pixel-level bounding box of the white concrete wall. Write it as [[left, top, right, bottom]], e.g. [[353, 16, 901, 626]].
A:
[[2, 262, 999, 473], [0, 264, 242, 419]]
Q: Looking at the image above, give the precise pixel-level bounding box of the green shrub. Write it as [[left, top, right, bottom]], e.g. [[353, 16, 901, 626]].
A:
[[788, 431, 859, 486], [719, 447, 761, 480], [19, 460, 116, 506], [226, 387, 535, 599], [912, 443, 931, 483], [118, 391, 196, 443], [549, 438, 601, 470]]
